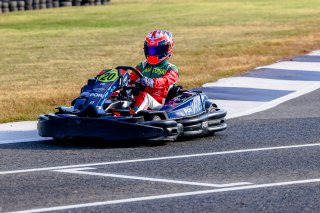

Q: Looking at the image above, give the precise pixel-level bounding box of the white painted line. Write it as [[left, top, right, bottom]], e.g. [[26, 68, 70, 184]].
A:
[[0, 121, 37, 131], [2, 142, 320, 175], [308, 50, 320, 56], [210, 99, 262, 119], [203, 77, 315, 91], [9, 177, 320, 213], [257, 61, 320, 72], [227, 82, 320, 119], [54, 167, 251, 188], [0, 138, 51, 145]]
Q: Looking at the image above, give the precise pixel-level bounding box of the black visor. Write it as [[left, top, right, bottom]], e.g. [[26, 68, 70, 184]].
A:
[[144, 44, 169, 56]]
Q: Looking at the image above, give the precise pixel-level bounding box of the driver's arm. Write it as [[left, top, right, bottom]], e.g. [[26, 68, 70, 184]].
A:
[[129, 65, 179, 88], [153, 69, 179, 88]]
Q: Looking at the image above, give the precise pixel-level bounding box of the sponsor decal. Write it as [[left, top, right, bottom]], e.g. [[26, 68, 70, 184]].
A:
[[152, 68, 166, 76], [192, 96, 203, 113], [93, 88, 106, 92], [142, 67, 166, 76], [183, 107, 193, 114], [89, 93, 104, 98], [202, 121, 208, 128]]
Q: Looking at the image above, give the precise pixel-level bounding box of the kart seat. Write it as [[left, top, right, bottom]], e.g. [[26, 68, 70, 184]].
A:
[[165, 85, 185, 104]]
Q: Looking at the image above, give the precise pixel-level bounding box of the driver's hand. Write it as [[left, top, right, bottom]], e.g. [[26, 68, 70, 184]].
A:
[[140, 76, 154, 88]]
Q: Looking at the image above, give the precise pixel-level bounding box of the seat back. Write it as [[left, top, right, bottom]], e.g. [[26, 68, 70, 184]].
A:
[[165, 85, 183, 103]]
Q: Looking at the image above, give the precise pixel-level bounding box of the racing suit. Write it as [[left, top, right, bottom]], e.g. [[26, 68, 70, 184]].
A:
[[129, 60, 179, 112]]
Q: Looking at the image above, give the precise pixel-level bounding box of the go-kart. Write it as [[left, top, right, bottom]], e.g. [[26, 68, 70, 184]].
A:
[[38, 66, 227, 141]]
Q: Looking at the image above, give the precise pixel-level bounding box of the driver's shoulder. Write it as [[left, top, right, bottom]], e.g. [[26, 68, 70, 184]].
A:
[[167, 62, 178, 71], [166, 62, 179, 75], [136, 61, 148, 70]]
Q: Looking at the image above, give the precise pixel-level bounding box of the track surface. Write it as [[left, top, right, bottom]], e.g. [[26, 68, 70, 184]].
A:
[[1, 87, 320, 212]]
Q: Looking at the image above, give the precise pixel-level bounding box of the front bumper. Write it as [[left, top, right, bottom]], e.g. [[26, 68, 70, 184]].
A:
[[38, 114, 179, 141]]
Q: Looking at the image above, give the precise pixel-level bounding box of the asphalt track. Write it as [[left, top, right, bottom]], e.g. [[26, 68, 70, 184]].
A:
[[0, 87, 320, 213]]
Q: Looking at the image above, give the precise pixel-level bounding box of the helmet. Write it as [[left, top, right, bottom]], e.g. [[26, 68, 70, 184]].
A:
[[144, 30, 174, 65]]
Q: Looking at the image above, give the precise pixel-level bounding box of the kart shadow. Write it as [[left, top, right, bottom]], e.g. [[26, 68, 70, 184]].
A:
[[50, 138, 167, 149], [49, 133, 219, 148], [0, 133, 225, 150], [0, 138, 167, 150]]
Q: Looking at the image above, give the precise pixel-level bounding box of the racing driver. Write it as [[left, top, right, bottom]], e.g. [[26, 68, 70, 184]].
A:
[[130, 30, 179, 112]]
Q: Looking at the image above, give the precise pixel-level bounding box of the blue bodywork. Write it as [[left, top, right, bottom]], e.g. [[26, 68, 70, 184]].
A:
[[73, 69, 131, 116], [162, 92, 207, 119]]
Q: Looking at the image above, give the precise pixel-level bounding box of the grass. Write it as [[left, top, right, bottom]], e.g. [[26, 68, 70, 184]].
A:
[[0, 0, 320, 123]]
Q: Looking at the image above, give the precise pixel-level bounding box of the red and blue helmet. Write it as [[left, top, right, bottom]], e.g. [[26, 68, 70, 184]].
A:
[[144, 30, 174, 65]]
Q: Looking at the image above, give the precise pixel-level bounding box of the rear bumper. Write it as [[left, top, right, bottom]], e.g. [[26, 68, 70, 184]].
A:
[[176, 109, 227, 137]]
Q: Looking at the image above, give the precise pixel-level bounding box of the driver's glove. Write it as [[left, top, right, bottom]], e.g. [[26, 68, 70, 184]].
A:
[[140, 76, 154, 88]]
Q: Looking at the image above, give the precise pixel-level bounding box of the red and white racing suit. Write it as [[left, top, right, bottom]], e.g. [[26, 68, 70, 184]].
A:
[[129, 60, 179, 112]]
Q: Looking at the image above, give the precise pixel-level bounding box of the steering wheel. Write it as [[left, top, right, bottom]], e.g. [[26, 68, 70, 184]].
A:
[[115, 66, 145, 95], [115, 66, 143, 79]]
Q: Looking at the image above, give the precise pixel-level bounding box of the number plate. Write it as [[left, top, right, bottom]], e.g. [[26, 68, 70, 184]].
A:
[[97, 69, 118, 82]]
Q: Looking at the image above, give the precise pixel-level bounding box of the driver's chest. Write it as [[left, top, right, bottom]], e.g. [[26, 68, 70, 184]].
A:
[[142, 65, 167, 78]]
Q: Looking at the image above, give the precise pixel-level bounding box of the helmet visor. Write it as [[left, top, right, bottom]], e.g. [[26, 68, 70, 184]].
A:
[[145, 45, 169, 56]]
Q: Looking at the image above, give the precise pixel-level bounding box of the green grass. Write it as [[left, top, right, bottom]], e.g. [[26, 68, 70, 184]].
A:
[[1, 0, 320, 123]]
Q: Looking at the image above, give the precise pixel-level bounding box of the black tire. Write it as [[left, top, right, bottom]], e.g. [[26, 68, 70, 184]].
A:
[[25, 0, 32, 7], [39, 0, 46, 8], [72, 0, 80, 6], [52, 1, 58, 7], [18, 1, 25, 10], [9, 0, 18, 11], [60, 1, 72, 6], [25, 4, 32, 9], [46, 0, 52, 8], [33, 0, 39, 9], [2, 2, 9, 12], [17, 0, 25, 7]]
